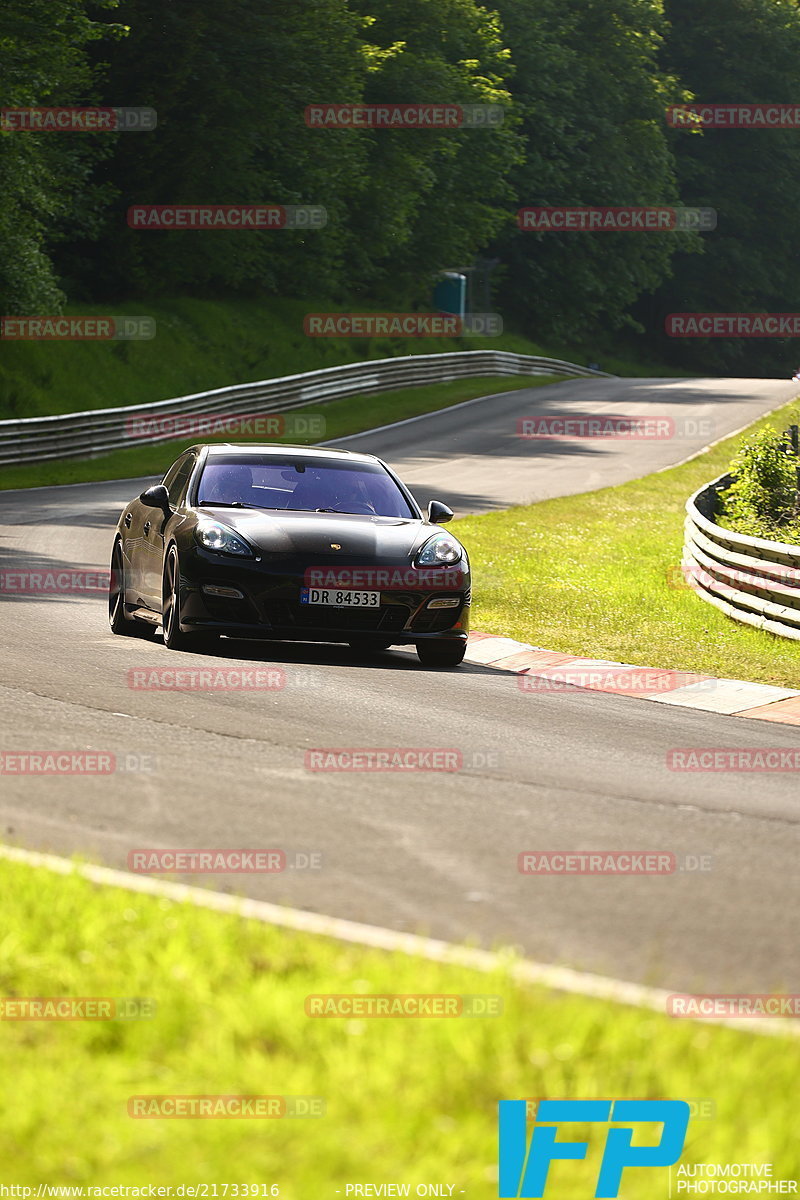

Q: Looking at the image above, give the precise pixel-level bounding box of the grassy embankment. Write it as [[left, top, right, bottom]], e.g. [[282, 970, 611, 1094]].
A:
[[0, 855, 795, 1191], [454, 397, 800, 687]]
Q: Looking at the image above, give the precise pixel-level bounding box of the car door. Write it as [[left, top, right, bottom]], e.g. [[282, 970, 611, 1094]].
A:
[[118, 495, 149, 602], [140, 452, 196, 607]]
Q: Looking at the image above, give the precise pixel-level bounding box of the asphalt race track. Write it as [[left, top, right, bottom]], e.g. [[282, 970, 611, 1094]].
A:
[[336, 374, 800, 512], [1, 376, 798, 995]]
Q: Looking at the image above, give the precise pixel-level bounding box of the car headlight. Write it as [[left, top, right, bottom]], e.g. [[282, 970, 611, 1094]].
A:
[[194, 520, 253, 557], [415, 534, 464, 567]]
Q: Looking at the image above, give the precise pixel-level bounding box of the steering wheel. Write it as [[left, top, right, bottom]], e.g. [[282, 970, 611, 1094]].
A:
[[335, 497, 376, 515]]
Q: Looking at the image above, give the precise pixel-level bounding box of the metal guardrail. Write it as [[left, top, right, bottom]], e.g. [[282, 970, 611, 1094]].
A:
[[683, 473, 800, 640], [0, 350, 611, 466]]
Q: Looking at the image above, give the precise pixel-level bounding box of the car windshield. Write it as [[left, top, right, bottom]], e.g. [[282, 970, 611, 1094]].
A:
[[195, 455, 416, 518]]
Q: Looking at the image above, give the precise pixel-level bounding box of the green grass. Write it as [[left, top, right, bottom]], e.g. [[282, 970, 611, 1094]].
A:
[[1, 856, 796, 1192], [455, 396, 800, 689], [0, 375, 557, 491], [0, 296, 586, 422], [0, 295, 692, 425]]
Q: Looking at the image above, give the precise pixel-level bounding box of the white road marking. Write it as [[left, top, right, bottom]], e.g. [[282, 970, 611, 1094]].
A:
[[0, 841, 794, 1038]]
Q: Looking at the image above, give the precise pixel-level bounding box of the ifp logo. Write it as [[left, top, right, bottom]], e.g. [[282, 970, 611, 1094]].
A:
[[498, 1099, 690, 1197]]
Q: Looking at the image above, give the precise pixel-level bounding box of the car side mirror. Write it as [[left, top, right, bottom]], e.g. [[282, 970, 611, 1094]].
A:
[[139, 484, 171, 515], [427, 500, 454, 524]]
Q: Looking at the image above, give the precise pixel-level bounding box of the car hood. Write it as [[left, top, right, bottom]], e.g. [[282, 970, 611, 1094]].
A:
[[196, 507, 443, 561]]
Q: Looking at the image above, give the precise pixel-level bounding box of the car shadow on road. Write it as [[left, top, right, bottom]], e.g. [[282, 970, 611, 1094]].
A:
[[149, 631, 497, 675]]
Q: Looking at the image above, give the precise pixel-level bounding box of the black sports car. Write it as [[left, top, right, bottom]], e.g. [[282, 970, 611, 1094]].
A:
[[108, 443, 471, 666]]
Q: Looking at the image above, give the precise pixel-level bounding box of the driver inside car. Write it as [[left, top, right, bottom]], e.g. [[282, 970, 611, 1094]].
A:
[[199, 464, 256, 506], [330, 474, 377, 514]]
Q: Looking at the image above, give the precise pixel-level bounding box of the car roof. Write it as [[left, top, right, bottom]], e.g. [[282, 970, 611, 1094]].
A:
[[187, 443, 381, 465]]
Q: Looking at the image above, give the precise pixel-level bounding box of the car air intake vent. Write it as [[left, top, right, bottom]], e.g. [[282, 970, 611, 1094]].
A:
[[262, 601, 410, 633]]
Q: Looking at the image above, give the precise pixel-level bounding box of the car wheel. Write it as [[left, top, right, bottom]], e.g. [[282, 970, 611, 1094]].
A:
[[109, 541, 156, 638], [162, 546, 197, 651], [416, 640, 466, 668]]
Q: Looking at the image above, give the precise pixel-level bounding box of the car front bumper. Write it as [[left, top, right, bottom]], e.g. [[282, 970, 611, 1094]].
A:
[[176, 549, 471, 644]]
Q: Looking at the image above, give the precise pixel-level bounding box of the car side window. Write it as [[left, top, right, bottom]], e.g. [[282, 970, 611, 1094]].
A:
[[164, 455, 196, 506], [161, 456, 186, 494]]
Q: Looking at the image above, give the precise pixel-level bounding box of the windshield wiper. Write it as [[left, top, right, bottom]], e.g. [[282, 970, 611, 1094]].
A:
[[198, 501, 263, 509], [281, 506, 347, 513]]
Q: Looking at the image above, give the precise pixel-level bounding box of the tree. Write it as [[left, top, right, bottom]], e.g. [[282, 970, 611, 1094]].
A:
[[492, 0, 695, 345], [652, 0, 800, 374], [344, 0, 522, 301], [0, 0, 124, 314], [79, 0, 369, 299]]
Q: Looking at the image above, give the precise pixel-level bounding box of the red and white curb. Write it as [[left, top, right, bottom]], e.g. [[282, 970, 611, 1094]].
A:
[[465, 631, 800, 723]]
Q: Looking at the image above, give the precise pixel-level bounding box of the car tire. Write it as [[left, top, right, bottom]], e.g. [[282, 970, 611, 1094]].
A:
[[416, 640, 466, 668], [162, 546, 200, 651], [109, 541, 156, 638]]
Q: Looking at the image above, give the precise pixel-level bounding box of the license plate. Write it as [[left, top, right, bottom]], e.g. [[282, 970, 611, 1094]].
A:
[[300, 588, 381, 608]]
